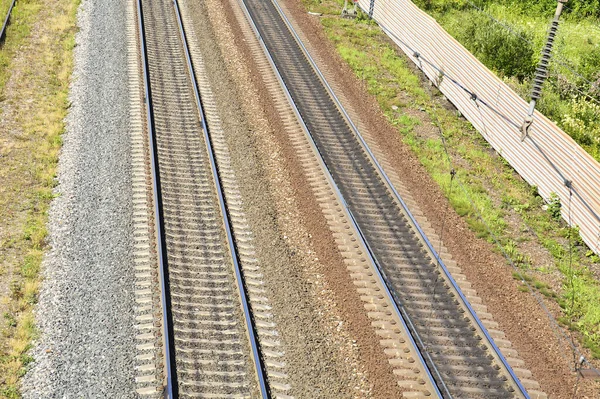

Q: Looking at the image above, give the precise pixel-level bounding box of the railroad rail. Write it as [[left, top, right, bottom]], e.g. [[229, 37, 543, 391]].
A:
[[236, 0, 530, 397], [136, 0, 269, 396], [0, 0, 16, 43]]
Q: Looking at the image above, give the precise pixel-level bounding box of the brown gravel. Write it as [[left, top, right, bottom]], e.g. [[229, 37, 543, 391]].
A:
[[272, 0, 600, 397], [181, 0, 403, 396]]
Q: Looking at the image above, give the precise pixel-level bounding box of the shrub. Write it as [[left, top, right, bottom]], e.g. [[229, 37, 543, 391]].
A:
[[452, 12, 536, 80], [561, 97, 600, 158], [478, 0, 600, 20], [565, 0, 600, 19], [548, 192, 562, 221], [555, 45, 600, 102], [412, 0, 467, 12], [579, 45, 600, 91]]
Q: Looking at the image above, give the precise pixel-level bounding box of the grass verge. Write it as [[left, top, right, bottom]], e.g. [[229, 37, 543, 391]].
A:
[[300, 0, 600, 359], [0, 0, 79, 396]]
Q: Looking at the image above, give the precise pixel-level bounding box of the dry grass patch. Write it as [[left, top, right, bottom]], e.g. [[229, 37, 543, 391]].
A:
[[0, 0, 79, 397]]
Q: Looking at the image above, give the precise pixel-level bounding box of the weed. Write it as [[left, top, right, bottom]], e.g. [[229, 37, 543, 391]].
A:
[[530, 185, 539, 198], [518, 285, 529, 293], [548, 192, 562, 221], [450, 11, 536, 80], [3, 313, 16, 328], [586, 250, 600, 264], [513, 271, 534, 282]]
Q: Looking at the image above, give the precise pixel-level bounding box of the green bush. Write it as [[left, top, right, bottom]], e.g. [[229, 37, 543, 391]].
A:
[[412, 0, 471, 13], [564, 0, 600, 19], [414, 0, 600, 21], [452, 12, 536, 80], [561, 98, 600, 158], [556, 45, 600, 100], [548, 192, 562, 221], [580, 45, 600, 86], [477, 0, 600, 19]]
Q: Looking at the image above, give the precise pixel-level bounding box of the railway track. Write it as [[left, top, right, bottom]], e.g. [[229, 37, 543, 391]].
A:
[[235, 0, 531, 397], [136, 0, 271, 396], [135, 0, 536, 395]]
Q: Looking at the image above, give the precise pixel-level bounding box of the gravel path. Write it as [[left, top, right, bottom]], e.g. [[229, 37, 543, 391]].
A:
[[21, 0, 137, 397]]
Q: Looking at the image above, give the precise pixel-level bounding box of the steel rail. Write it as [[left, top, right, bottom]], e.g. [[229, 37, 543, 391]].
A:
[[240, 0, 530, 396], [234, 0, 443, 397], [283, 1, 529, 396], [270, 2, 529, 397], [0, 0, 16, 44], [135, 0, 176, 397], [138, 0, 270, 396], [171, 0, 270, 397], [317, 3, 530, 396]]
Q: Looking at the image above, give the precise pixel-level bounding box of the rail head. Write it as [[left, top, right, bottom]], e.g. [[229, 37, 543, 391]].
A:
[[137, 0, 271, 396], [170, 0, 270, 396]]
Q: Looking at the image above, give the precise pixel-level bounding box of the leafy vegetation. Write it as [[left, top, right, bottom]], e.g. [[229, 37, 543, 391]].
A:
[[301, 0, 600, 358], [548, 192, 562, 221], [415, 0, 600, 20], [412, 0, 600, 161], [450, 12, 536, 80]]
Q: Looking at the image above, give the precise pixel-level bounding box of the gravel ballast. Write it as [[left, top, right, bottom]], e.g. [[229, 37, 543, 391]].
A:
[[180, 0, 405, 396], [21, 0, 137, 396]]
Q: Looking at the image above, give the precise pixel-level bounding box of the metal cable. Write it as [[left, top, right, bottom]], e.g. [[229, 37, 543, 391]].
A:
[[455, 174, 577, 368], [549, 69, 600, 106], [378, 23, 523, 130], [571, 358, 582, 399], [368, 0, 600, 377], [411, 45, 600, 385], [566, 186, 582, 372], [414, 56, 459, 349], [424, 167, 456, 346]]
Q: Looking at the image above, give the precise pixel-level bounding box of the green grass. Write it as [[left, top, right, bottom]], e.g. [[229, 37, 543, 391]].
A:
[[412, 0, 600, 161], [303, 0, 600, 358], [0, 0, 80, 396], [0, 0, 14, 21]]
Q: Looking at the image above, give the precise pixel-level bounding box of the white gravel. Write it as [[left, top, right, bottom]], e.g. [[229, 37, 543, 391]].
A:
[[21, 0, 138, 397]]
